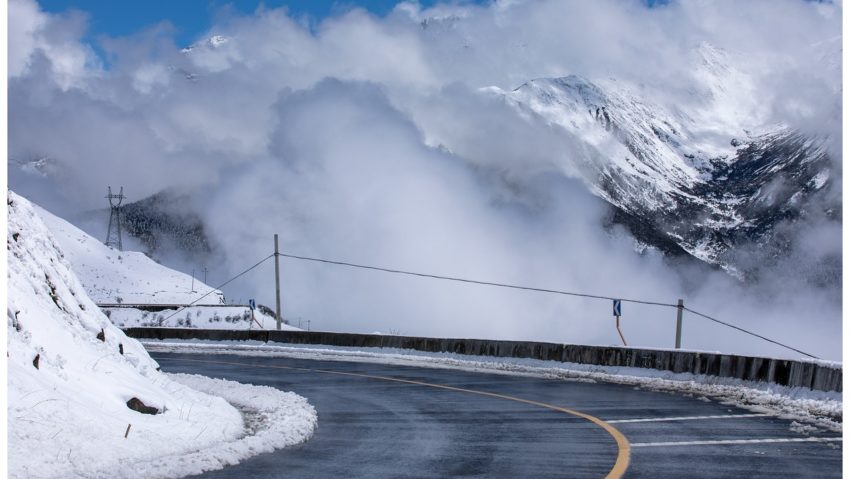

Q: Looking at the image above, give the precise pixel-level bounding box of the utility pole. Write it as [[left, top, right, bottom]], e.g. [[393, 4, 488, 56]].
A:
[[203, 266, 208, 285], [675, 299, 684, 349], [105, 186, 126, 251], [191, 269, 195, 292], [274, 234, 282, 330]]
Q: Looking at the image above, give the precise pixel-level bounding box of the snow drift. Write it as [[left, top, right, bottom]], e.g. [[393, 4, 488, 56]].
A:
[[7, 191, 316, 478]]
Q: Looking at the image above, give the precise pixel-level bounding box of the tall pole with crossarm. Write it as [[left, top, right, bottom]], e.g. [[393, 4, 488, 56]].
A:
[[105, 186, 125, 251]]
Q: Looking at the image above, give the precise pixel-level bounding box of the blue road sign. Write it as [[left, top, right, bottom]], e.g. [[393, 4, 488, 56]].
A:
[[613, 299, 621, 317], [249, 299, 256, 311]]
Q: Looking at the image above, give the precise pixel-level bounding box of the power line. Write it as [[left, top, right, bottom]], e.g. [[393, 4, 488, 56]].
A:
[[683, 307, 819, 359], [153, 246, 818, 360], [275, 252, 677, 307], [274, 251, 819, 359], [160, 254, 274, 322]]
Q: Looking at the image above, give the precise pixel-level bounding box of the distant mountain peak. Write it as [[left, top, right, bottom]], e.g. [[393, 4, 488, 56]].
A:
[[483, 60, 835, 278], [181, 34, 230, 54]]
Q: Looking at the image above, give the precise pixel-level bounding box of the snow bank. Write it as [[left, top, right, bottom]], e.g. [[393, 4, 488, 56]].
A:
[[144, 340, 843, 432], [35, 203, 224, 305], [118, 374, 316, 478], [7, 192, 316, 478]]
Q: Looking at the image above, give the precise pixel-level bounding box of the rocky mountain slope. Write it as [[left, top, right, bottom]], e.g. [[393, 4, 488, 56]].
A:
[[9, 41, 838, 283], [120, 189, 212, 261], [486, 44, 837, 277]]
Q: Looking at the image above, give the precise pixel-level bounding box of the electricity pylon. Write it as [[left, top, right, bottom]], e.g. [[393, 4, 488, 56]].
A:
[[105, 186, 125, 251]]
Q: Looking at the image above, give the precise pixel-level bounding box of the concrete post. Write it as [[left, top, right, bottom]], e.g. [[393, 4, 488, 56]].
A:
[[675, 298, 684, 349], [274, 234, 282, 331]]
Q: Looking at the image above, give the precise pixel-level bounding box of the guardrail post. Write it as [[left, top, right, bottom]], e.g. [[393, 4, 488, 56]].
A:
[[274, 234, 282, 331], [675, 298, 683, 349]]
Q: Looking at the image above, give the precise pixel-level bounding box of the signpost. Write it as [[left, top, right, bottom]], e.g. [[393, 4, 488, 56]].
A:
[[613, 299, 627, 346], [248, 299, 262, 329]]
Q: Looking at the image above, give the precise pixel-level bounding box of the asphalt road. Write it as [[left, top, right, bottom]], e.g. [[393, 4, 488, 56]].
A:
[[152, 352, 842, 478]]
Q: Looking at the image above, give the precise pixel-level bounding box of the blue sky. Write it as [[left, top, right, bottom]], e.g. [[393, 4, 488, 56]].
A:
[[36, 0, 481, 48]]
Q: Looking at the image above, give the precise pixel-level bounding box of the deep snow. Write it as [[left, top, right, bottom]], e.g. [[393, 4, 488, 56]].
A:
[[7, 191, 316, 478]]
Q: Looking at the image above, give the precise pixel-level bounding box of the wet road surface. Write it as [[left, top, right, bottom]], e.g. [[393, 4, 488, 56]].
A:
[[152, 352, 842, 478]]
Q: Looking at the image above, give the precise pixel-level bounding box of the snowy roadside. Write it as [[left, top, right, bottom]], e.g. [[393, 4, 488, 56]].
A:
[[106, 306, 302, 331], [8, 364, 316, 479], [7, 191, 316, 479], [118, 374, 316, 479], [143, 340, 843, 432]]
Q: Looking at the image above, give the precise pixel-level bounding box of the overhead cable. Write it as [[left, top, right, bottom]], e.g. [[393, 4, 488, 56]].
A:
[[682, 307, 819, 359], [275, 251, 819, 359], [160, 254, 275, 322], [275, 252, 677, 307]]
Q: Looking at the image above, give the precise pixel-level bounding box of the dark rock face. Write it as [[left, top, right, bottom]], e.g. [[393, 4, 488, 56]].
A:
[[507, 75, 839, 279], [608, 129, 837, 278], [120, 189, 212, 259], [126, 397, 159, 415]]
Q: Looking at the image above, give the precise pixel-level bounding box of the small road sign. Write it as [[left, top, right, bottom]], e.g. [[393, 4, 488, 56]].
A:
[[249, 299, 256, 311], [613, 299, 622, 317]]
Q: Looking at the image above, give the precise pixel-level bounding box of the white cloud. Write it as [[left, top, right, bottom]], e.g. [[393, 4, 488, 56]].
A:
[[7, 0, 48, 78], [8, 0, 100, 89], [7, 0, 842, 360]]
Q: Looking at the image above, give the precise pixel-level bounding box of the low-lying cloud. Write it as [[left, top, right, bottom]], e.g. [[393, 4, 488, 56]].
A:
[[8, 0, 842, 360]]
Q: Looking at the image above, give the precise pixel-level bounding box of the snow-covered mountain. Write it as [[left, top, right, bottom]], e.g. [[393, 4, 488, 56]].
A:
[[9, 40, 837, 283], [36, 202, 224, 305], [180, 34, 230, 54], [117, 189, 212, 263], [486, 44, 837, 276], [34, 200, 299, 330]]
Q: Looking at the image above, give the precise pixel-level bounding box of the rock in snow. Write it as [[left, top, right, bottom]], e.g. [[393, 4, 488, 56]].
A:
[[7, 191, 316, 478]]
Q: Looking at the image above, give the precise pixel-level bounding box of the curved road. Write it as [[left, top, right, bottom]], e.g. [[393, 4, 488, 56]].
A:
[[152, 352, 841, 478]]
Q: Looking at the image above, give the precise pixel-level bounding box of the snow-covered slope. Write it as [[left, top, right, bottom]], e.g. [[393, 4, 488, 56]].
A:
[[35, 203, 224, 305], [7, 190, 316, 478], [7, 191, 244, 476], [485, 43, 836, 275], [33, 199, 302, 330]]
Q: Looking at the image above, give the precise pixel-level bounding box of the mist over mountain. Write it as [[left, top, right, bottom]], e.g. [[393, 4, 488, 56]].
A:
[[7, 0, 842, 359], [489, 69, 838, 281]]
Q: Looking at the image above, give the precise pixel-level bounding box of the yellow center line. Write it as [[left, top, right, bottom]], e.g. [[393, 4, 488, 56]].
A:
[[164, 356, 631, 478]]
